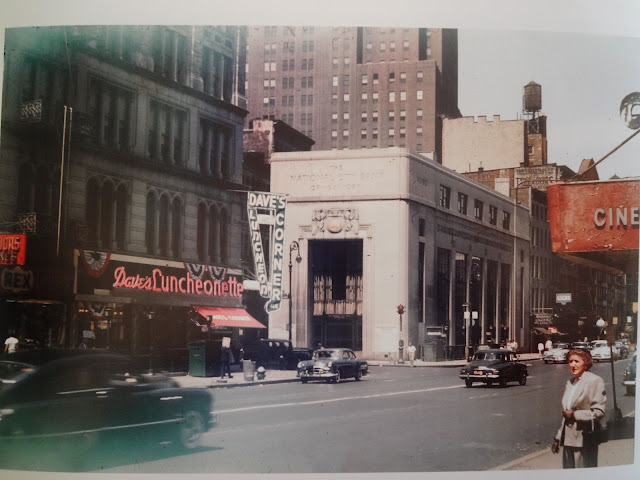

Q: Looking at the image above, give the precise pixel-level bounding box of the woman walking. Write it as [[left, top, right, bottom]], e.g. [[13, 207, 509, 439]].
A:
[[551, 349, 606, 468]]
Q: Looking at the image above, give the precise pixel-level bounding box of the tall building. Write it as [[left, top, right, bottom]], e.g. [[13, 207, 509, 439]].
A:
[[245, 26, 460, 160], [0, 26, 258, 365]]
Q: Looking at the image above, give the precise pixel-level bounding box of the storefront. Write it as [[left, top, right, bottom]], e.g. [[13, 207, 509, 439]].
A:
[[73, 249, 264, 369], [269, 148, 530, 360]]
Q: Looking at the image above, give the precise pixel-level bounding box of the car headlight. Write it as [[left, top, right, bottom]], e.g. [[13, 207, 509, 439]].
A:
[[327, 361, 332, 368], [297, 362, 303, 368]]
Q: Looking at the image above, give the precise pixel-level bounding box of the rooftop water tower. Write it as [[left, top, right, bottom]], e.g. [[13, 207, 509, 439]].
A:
[[523, 81, 542, 134]]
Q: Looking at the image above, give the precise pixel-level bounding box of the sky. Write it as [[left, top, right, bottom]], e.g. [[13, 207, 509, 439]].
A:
[[1, 0, 639, 181]]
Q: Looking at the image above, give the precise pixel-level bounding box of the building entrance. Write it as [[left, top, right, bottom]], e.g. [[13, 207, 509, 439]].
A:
[[309, 239, 363, 350]]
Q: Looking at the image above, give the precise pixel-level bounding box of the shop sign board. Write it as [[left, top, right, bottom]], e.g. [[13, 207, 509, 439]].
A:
[[556, 293, 572, 304], [547, 180, 640, 253], [0, 265, 34, 293], [0, 234, 27, 265], [533, 312, 553, 326], [76, 250, 243, 300], [247, 191, 287, 313]]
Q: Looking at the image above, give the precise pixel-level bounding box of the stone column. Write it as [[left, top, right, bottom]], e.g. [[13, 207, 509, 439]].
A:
[[214, 130, 224, 179]]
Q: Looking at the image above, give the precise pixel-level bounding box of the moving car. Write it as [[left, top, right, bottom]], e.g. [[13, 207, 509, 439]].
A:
[[459, 348, 527, 388], [297, 348, 368, 383], [543, 342, 571, 364], [622, 353, 636, 396], [590, 340, 618, 362], [614, 340, 630, 359], [0, 350, 214, 464], [570, 341, 591, 352], [242, 338, 313, 370]]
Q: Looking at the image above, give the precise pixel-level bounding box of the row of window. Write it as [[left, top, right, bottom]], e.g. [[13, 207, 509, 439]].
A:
[[264, 26, 314, 36], [439, 185, 511, 230], [331, 127, 421, 139], [267, 40, 315, 54], [365, 40, 411, 52], [329, 91, 423, 104], [263, 94, 314, 108], [332, 110, 424, 122], [266, 58, 315, 72], [264, 76, 314, 89]]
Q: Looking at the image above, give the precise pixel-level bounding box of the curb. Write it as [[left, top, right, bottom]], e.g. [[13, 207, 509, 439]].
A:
[[204, 378, 300, 389], [489, 448, 550, 471]]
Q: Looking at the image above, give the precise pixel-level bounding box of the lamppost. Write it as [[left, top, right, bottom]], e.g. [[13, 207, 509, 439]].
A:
[[596, 318, 623, 423], [463, 302, 471, 360], [288, 241, 302, 349]]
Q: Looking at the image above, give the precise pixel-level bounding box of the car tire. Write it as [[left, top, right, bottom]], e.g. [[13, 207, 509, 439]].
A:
[[333, 369, 341, 384], [519, 373, 527, 386], [355, 369, 362, 381], [178, 410, 205, 449], [465, 379, 473, 388]]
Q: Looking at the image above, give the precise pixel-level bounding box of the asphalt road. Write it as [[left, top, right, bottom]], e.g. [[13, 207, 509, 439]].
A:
[[27, 357, 640, 473]]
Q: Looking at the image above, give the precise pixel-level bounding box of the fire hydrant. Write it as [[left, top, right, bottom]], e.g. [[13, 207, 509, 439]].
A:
[[256, 366, 266, 380]]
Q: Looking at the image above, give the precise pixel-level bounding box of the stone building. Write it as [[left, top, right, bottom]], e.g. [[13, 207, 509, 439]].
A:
[[269, 148, 530, 360], [0, 26, 261, 366]]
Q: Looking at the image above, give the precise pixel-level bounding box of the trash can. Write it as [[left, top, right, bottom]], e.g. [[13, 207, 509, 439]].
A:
[[243, 360, 256, 381], [188, 340, 220, 377]]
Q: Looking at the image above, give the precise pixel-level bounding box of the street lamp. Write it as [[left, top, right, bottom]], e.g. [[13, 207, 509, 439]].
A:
[[463, 302, 471, 360], [596, 317, 623, 423], [288, 241, 302, 349]]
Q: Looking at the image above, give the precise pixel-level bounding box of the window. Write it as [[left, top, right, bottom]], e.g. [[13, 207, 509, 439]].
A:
[[302, 59, 308, 70], [362, 74, 368, 84], [403, 40, 409, 51], [372, 128, 378, 139], [332, 112, 338, 122], [289, 59, 295, 70], [88, 77, 135, 153], [333, 76, 338, 87], [373, 73, 379, 85], [361, 112, 367, 121], [263, 97, 269, 107], [389, 72, 395, 83], [417, 90, 423, 100], [343, 130, 349, 137], [148, 100, 187, 165], [332, 93, 338, 103], [344, 57, 350, 65], [343, 112, 349, 120], [389, 41, 396, 51], [372, 111, 379, 121], [87, 178, 129, 251], [503, 211, 511, 230], [332, 130, 338, 138], [400, 127, 406, 138], [151, 28, 189, 84], [416, 126, 423, 136], [417, 109, 423, 118], [361, 129, 367, 139], [400, 91, 406, 101], [199, 118, 233, 180], [389, 91, 395, 102], [417, 71, 423, 81], [282, 41, 294, 53], [263, 79, 270, 89], [343, 93, 350, 101], [489, 205, 498, 225], [343, 75, 350, 86], [301, 77, 307, 88], [380, 42, 386, 51], [388, 128, 395, 137], [361, 92, 368, 101], [333, 57, 339, 67], [458, 193, 468, 214], [400, 72, 407, 82], [439, 185, 451, 209], [474, 200, 483, 220], [366, 42, 372, 50], [372, 92, 379, 102], [400, 110, 406, 120], [388, 111, 395, 121]]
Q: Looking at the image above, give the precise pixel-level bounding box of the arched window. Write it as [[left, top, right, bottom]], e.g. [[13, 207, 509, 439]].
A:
[[158, 194, 170, 256], [115, 184, 128, 250], [145, 191, 157, 254], [208, 206, 218, 263], [171, 197, 182, 259], [197, 202, 207, 261], [100, 181, 115, 248], [219, 207, 229, 263], [86, 178, 101, 245]]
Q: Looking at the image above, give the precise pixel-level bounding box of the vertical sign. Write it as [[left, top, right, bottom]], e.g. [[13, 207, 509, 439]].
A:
[[247, 191, 287, 312]]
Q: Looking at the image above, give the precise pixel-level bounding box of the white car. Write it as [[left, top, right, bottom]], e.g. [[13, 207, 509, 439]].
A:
[[543, 342, 571, 363], [590, 340, 619, 362]]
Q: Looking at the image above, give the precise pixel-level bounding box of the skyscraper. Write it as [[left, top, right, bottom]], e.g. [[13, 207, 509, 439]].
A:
[[245, 26, 460, 160]]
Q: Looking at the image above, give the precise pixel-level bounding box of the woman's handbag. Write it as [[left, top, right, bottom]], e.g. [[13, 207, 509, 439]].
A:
[[582, 413, 609, 444]]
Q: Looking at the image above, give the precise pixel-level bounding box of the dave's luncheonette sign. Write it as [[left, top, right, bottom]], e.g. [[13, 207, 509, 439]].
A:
[[247, 191, 287, 313], [75, 250, 243, 299]]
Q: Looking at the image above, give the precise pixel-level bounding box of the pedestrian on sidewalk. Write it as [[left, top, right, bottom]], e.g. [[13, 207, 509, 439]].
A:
[[407, 343, 416, 367], [538, 342, 545, 359], [220, 346, 233, 379], [545, 338, 553, 351], [551, 349, 606, 468]]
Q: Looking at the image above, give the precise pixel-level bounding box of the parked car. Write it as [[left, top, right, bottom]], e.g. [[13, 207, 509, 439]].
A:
[[590, 340, 617, 362], [570, 341, 591, 352], [242, 338, 313, 370], [0, 350, 214, 465], [543, 342, 571, 364], [297, 348, 368, 383], [622, 353, 636, 396], [615, 341, 630, 359], [459, 348, 527, 388]]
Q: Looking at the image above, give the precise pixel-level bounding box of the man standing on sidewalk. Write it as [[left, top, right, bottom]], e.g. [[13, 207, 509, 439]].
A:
[[407, 343, 416, 367]]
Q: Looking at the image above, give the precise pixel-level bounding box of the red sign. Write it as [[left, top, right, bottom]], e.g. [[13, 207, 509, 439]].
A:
[[0, 234, 27, 265], [547, 180, 640, 253]]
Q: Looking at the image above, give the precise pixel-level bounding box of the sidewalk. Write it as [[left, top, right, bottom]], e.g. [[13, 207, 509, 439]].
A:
[[170, 352, 542, 389]]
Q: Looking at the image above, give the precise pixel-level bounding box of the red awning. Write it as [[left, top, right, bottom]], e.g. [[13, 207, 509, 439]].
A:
[[193, 306, 266, 329]]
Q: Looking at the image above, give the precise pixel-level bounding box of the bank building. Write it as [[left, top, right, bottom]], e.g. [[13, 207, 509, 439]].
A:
[[268, 148, 531, 361]]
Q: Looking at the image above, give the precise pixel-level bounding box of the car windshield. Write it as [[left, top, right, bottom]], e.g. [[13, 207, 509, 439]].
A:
[[313, 350, 339, 360], [591, 341, 607, 348], [473, 352, 504, 361], [0, 360, 37, 384]]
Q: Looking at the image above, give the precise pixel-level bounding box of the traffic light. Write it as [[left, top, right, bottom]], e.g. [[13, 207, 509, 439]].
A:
[[397, 304, 405, 315]]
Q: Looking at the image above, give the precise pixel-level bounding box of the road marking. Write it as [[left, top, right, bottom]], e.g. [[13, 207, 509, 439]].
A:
[[213, 384, 464, 414], [468, 393, 500, 399]]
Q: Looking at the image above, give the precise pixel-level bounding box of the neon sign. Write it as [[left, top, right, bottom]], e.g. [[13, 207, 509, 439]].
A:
[[0, 234, 27, 265]]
